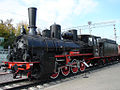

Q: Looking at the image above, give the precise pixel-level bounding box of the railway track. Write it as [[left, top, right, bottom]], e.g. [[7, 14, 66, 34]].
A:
[[0, 61, 119, 90], [0, 71, 11, 75], [0, 66, 11, 75], [0, 78, 31, 90], [0, 72, 10, 76]]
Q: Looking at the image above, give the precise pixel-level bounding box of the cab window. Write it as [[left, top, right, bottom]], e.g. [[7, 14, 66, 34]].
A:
[[88, 37, 93, 46]]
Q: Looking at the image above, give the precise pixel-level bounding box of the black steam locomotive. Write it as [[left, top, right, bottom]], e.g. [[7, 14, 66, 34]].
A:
[[2, 7, 119, 80]]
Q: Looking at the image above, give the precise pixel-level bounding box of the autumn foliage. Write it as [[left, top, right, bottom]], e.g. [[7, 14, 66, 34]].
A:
[[0, 19, 29, 48]]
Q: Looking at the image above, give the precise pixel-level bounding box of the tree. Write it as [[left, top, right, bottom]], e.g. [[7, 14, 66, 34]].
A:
[[0, 19, 16, 48], [15, 21, 29, 36]]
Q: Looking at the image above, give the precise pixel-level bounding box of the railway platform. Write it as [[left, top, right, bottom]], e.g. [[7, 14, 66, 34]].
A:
[[44, 62, 120, 90]]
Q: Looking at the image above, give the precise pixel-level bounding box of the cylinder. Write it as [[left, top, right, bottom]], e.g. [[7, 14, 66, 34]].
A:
[[42, 29, 51, 38], [28, 7, 37, 35], [50, 23, 61, 39]]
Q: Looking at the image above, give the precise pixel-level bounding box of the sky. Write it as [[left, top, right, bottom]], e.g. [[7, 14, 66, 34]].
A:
[[0, 0, 120, 43]]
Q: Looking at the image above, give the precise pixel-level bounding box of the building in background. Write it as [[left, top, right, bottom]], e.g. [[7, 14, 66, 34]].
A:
[[0, 37, 8, 62], [0, 37, 4, 50]]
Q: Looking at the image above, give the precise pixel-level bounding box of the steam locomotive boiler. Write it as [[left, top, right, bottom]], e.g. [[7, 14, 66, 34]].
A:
[[1, 7, 119, 80]]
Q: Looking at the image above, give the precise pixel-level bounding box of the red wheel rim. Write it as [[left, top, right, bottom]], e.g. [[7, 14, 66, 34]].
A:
[[27, 72, 32, 79], [108, 58, 111, 62], [80, 62, 85, 72], [71, 64, 78, 73], [61, 66, 70, 76], [103, 59, 106, 64], [50, 70, 60, 79]]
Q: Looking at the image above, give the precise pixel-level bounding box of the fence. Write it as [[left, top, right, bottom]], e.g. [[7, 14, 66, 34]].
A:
[[0, 49, 8, 63]]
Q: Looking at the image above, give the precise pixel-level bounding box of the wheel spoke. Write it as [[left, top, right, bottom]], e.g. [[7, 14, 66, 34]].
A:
[[80, 62, 86, 72], [61, 66, 70, 76], [71, 63, 78, 73], [50, 69, 60, 79], [103, 59, 106, 64]]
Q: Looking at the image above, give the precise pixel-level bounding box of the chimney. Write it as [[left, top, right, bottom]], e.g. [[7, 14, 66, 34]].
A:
[[28, 7, 37, 35]]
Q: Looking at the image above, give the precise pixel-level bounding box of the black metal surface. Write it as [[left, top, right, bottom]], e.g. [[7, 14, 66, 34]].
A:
[[100, 38, 118, 57], [50, 23, 61, 39], [68, 29, 77, 41], [42, 29, 51, 38], [62, 29, 77, 41], [28, 7, 37, 35], [62, 32, 73, 39]]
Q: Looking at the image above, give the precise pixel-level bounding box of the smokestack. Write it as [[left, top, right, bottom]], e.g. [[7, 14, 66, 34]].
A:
[[28, 7, 37, 35]]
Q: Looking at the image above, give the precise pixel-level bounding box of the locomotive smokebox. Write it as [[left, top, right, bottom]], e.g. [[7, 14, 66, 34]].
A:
[[28, 7, 37, 35], [50, 23, 61, 39]]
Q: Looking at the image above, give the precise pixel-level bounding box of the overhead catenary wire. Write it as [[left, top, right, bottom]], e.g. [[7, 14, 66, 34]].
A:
[[62, 20, 118, 41]]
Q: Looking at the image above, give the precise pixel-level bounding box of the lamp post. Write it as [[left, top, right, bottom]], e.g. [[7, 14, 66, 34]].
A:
[[113, 24, 117, 41], [88, 21, 92, 35], [80, 29, 81, 35]]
